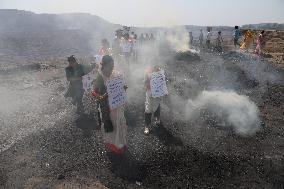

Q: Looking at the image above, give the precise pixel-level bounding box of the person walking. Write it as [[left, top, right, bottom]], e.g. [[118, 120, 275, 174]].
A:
[[254, 30, 266, 55], [233, 26, 242, 49]]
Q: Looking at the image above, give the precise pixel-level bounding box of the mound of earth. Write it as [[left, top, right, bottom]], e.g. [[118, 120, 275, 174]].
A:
[[175, 51, 201, 62]]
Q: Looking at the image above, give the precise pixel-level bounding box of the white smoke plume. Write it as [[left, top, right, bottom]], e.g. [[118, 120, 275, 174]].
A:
[[164, 27, 190, 52], [185, 90, 261, 135]]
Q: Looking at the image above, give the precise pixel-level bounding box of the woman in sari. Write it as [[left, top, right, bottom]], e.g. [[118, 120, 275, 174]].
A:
[[92, 55, 128, 154], [254, 30, 266, 55], [240, 29, 254, 51]]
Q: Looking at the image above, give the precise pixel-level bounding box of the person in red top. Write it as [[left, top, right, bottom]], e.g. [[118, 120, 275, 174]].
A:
[[98, 38, 111, 56], [254, 30, 266, 55], [144, 65, 162, 134]]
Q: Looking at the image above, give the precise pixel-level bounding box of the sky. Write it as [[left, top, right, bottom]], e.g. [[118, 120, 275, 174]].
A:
[[0, 0, 284, 27]]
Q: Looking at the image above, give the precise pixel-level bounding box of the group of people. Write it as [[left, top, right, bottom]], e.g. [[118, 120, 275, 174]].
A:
[[64, 25, 268, 156], [234, 26, 266, 55], [111, 28, 156, 62], [196, 28, 225, 52], [65, 52, 163, 155], [194, 26, 267, 54]]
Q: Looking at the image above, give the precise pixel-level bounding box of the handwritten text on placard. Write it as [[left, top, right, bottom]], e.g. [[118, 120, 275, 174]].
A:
[[106, 76, 126, 110], [150, 70, 168, 98]]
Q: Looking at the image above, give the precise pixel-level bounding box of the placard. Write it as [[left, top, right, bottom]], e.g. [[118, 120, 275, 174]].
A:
[[95, 55, 103, 63], [106, 75, 126, 110], [82, 69, 96, 91], [150, 70, 168, 98]]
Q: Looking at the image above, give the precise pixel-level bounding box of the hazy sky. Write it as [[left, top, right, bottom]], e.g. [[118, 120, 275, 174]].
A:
[[1, 0, 284, 27]]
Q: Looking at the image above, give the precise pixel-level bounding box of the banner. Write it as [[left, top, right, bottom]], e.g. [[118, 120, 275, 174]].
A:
[[106, 75, 126, 110], [150, 70, 168, 98], [82, 69, 96, 91]]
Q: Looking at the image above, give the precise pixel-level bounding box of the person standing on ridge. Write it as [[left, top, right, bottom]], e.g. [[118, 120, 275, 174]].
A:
[[240, 29, 254, 51], [216, 31, 224, 52], [206, 27, 213, 50], [199, 29, 204, 47], [189, 32, 194, 47], [233, 26, 242, 49], [254, 30, 266, 55]]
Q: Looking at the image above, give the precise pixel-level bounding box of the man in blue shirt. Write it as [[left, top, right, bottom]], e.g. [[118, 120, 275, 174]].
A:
[[233, 26, 242, 48]]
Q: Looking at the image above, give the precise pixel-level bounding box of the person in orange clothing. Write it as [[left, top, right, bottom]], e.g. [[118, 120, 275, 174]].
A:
[[254, 30, 266, 55], [240, 29, 254, 51]]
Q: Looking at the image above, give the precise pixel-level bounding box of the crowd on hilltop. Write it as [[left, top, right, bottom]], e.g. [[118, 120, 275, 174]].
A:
[[192, 26, 267, 55], [107, 26, 156, 62], [64, 25, 268, 157]]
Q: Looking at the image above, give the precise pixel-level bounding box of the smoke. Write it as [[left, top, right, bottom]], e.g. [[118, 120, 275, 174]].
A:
[[164, 26, 190, 52], [122, 25, 263, 136], [185, 90, 261, 135]]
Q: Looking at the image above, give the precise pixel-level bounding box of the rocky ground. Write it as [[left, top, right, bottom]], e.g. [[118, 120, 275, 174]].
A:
[[0, 49, 283, 189]]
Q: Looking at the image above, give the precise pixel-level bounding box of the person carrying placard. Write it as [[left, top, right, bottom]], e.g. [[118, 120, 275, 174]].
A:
[[143, 65, 164, 135], [92, 55, 128, 154], [120, 34, 132, 65]]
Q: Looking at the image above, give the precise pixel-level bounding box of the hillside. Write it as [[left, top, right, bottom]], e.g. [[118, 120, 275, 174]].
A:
[[0, 9, 120, 61]]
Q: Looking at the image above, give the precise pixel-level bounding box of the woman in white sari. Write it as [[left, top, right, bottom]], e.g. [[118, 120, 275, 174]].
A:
[[92, 55, 128, 154]]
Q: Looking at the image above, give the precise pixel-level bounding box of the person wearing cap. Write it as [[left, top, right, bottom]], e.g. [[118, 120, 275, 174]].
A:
[[65, 55, 85, 114], [92, 55, 128, 154]]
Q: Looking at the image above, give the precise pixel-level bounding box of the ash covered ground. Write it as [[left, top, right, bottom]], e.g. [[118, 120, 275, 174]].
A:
[[0, 46, 284, 189]]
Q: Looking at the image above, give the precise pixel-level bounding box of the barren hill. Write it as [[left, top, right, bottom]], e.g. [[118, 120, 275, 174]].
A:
[[0, 9, 120, 62]]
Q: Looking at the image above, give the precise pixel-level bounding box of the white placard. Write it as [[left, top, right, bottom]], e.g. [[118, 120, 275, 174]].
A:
[[95, 55, 103, 63], [106, 75, 126, 110], [150, 70, 168, 98], [82, 69, 96, 91]]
